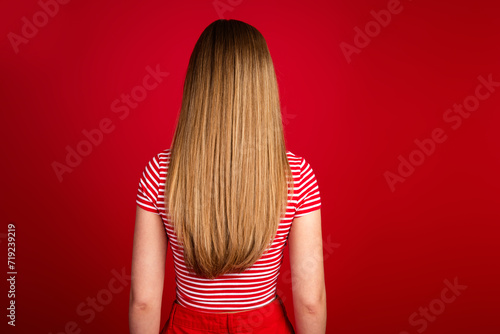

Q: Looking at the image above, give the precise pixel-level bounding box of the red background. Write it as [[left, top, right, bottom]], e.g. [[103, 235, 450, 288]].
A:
[[1, 0, 499, 333]]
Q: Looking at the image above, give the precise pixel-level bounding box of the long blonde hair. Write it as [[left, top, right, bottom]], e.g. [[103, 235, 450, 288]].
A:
[[165, 19, 294, 279]]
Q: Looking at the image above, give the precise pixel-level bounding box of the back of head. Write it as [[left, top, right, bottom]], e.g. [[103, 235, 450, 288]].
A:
[[165, 19, 294, 279]]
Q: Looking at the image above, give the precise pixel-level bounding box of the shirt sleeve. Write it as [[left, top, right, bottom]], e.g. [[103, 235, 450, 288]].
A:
[[295, 156, 322, 217], [136, 153, 161, 215]]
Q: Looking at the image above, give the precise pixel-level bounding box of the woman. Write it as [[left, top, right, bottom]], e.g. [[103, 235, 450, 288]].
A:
[[129, 19, 326, 334]]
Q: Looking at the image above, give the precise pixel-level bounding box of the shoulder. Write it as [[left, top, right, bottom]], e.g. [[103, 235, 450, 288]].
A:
[[157, 148, 171, 164], [150, 148, 171, 165], [286, 150, 321, 185], [286, 150, 306, 171], [286, 150, 306, 184], [286, 150, 302, 164], [140, 148, 171, 178]]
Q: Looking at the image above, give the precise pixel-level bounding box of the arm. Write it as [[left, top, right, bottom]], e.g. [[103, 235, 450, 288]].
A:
[[129, 205, 167, 334], [288, 208, 327, 334]]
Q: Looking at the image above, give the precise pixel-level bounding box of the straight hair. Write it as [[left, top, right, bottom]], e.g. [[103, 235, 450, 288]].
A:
[[165, 19, 294, 279]]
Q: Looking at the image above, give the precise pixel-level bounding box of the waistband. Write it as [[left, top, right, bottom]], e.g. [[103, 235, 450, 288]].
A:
[[168, 294, 290, 332]]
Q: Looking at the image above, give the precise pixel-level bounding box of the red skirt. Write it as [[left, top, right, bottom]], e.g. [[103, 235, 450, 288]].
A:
[[160, 294, 295, 333]]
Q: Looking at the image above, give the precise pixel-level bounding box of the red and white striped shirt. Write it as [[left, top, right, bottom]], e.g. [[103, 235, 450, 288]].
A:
[[136, 148, 321, 313]]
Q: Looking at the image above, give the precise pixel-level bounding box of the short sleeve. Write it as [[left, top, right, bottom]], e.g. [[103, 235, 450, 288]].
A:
[[295, 156, 322, 217], [136, 154, 161, 215]]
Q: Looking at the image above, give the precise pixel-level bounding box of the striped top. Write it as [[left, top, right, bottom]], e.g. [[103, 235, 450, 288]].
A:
[[136, 148, 321, 313]]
